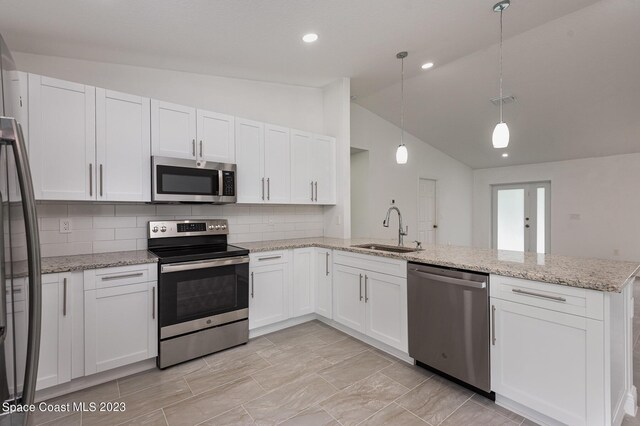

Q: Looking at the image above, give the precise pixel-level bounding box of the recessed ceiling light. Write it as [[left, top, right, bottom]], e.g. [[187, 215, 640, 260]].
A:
[[502, 152, 509, 158], [421, 62, 434, 70], [302, 33, 318, 43]]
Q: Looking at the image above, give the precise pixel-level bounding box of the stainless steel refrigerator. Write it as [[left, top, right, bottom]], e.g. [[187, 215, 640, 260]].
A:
[[0, 34, 42, 426]]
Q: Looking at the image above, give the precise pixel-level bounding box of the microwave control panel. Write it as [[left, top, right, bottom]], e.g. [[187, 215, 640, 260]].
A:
[[222, 171, 235, 196]]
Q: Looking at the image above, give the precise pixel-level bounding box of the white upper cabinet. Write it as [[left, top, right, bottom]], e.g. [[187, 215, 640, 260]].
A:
[[264, 124, 291, 203], [151, 100, 235, 163], [150, 99, 197, 160], [96, 89, 151, 202], [235, 118, 265, 203], [312, 134, 336, 204], [290, 129, 314, 204], [197, 109, 235, 163], [28, 75, 96, 200], [290, 130, 336, 205]]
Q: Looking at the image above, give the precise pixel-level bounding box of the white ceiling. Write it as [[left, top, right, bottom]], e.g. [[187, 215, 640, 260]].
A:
[[1, 0, 638, 168]]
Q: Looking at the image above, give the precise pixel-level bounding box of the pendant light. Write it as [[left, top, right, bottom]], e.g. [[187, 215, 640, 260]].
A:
[[395, 51, 408, 164], [492, 0, 510, 149]]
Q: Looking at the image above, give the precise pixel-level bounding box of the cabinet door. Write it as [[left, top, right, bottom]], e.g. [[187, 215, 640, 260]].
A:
[[197, 109, 235, 163], [315, 249, 332, 319], [96, 89, 151, 202], [150, 99, 196, 159], [364, 271, 407, 352], [3, 278, 27, 395], [235, 118, 265, 203], [28, 74, 95, 200], [264, 124, 291, 203], [249, 263, 289, 329], [290, 129, 314, 204], [312, 134, 336, 204], [292, 248, 314, 317], [37, 273, 72, 390], [332, 264, 365, 333], [491, 298, 604, 426], [84, 281, 157, 374]]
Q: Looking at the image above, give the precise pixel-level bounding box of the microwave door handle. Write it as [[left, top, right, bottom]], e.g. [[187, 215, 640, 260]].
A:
[[1, 118, 42, 406], [218, 170, 223, 197]]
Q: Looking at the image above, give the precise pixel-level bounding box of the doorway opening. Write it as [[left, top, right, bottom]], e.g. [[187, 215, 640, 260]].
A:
[[350, 147, 370, 238], [418, 178, 437, 245], [491, 181, 551, 253]]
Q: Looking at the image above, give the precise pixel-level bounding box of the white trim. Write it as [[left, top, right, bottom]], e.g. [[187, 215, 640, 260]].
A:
[[495, 394, 565, 426], [249, 313, 316, 338]]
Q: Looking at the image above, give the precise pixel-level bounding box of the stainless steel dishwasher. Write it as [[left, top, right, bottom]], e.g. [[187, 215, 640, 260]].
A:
[[408, 263, 491, 394]]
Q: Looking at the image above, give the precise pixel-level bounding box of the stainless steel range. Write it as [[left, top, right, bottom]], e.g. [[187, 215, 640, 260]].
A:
[[147, 219, 249, 369]]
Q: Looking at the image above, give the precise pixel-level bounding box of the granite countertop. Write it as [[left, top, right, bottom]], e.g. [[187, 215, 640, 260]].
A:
[[10, 250, 158, 277], [237, 237, 640, 293]]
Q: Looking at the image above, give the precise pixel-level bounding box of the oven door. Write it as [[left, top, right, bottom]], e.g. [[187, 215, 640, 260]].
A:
[[159, 256, 249, 339], [152, 156, 236, 203]]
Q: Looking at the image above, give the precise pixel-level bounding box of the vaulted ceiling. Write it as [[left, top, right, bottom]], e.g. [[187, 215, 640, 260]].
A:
[[1, 0, 637, 168]]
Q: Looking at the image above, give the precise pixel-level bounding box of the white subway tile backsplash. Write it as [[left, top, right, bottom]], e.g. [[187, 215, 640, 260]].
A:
[[36, 202, 324, 257]]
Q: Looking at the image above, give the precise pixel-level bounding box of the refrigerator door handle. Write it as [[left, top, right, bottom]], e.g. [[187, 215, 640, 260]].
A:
[[0, 191, 6, 344], [2, 118, 42, 406]]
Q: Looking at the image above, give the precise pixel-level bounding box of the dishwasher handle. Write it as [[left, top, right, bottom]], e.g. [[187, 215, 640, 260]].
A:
[[409, 269, 486, 289]]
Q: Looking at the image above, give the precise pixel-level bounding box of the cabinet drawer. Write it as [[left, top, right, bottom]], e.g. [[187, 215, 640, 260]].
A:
[[250, 250, 288, 266], [84, 264, 156, 291], [334, 250, 407, 278], [490, 275, 603, 320]]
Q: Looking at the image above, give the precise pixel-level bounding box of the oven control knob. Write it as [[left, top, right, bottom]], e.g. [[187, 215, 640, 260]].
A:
[[160, 226, 167, 233], [214, 225, 221, 230], [208, 225, 214, 230], [221, 224, 227, 230], [152, 226, 159, 233]]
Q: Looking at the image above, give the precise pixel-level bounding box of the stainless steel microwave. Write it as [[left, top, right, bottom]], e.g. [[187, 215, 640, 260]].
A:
[[151, 156, 237, 203]]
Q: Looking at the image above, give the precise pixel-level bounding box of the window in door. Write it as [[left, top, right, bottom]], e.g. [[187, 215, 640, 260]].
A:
[[492, 182, 550, 253]]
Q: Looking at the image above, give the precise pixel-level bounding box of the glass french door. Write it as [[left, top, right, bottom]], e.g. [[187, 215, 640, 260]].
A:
[[492, 182, 550, 253]]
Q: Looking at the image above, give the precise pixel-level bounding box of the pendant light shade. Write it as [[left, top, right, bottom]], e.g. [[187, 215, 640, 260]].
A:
[[492, 0, 510, 149], [396, 51, 408, 164], [492, 122, 510, 148], [396, 144, 408, 164]]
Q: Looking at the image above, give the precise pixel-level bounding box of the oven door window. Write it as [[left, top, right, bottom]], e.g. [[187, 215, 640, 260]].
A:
[[159, 263, 248, 328], [156, 165, 219, 196]]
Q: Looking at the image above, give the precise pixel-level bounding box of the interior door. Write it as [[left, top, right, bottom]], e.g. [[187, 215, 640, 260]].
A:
[[418, 178, 437, 245], [492, 182, 551, 253]]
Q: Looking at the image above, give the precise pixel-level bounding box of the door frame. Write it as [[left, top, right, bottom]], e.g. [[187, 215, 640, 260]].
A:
[[417, 177, 438, 245], [491, 181, 551, 253]]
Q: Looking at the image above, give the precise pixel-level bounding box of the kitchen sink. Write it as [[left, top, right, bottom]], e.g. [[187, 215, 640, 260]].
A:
[[351, 243, 421, 253]]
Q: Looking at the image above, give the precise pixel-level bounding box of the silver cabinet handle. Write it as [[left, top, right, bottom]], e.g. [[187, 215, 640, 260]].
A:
[[199, 140, 203, 157], [99, 164, 103, 197], [364, 275, 369, 302], [325, 252, 329, 276], [267, 178, 270, 200], [101, 272, 144, 281], [310, 181, 314, 201], [491, 305, 496, 346], [251, 272, 254, 298], [89, 163, 93, 196], [314, 181, 318, 202], [258, 255, 281, 261], [359, 274, 363, 301], [261, 177, 265, 200], [63, 277, 67, 316], [512, 288, 567, 302], [192, 139, 196, 157], [152, 286, 156, 319]]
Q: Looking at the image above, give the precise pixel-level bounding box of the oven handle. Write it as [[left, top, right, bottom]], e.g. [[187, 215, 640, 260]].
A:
[[161, 256, 249, 274]]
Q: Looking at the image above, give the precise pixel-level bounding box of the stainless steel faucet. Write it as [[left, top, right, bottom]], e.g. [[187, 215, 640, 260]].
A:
[[383, 206, 408, 246]]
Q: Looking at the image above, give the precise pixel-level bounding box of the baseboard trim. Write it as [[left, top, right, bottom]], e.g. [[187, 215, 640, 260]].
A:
[[624, 386, 638, 417], [495, 395, 565, 426], [35, 359, 156, 402], [249, 314, 317, 338]]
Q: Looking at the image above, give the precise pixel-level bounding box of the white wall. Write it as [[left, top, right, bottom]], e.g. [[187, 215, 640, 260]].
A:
[[13, 52, 324, 133], [473, 153, 640, 262], [350, 104, 473, 246]]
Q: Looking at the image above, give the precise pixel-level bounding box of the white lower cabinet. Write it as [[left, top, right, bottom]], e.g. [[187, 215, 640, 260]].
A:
[[491, 297, 605, 426], [84, 264, 157, 375], [249, 251, 290, 329], [314, 248, 333, 319], [332, 252, 408, 352], [292, 248, 314, 317]]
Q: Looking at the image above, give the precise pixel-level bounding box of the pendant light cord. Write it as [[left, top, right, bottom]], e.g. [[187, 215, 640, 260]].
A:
[[499, 8, 504, 123], [400, 55, 405, 146]]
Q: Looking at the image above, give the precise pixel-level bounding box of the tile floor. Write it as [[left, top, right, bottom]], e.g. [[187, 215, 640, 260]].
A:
[[30, 320, 532, 426]]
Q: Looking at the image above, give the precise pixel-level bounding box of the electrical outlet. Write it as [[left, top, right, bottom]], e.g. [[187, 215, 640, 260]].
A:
[[60, 219, 71, 234], [613, 249, 620, 256]]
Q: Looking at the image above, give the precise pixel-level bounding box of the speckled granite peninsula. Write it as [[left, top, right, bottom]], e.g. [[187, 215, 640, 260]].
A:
[[11, 250, 158, 277], [237, 237, 640, 293]]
